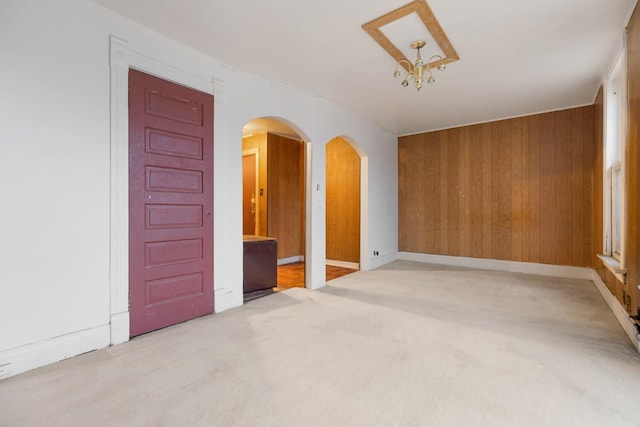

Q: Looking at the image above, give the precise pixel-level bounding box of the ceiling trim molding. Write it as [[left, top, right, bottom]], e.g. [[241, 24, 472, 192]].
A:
[[362, 0, 459, 72]]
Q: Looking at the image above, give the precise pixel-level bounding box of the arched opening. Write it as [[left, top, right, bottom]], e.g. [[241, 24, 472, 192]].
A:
[[241, 117, 309, 299], [326, 136, 364, 281]]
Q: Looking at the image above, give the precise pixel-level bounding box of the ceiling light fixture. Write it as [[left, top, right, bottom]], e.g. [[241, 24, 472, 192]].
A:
[[392, 40, 446, 91], [362, 0, 459, 93]]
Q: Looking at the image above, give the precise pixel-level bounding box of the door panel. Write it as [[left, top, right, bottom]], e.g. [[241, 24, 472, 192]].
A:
[[326, 137, 360, 263], [242, 154, 257, 235], [146, 128, 203, 159], [145, 205, 203, 229], [129, 69, 214, 337], [146, 166, 203, 193]]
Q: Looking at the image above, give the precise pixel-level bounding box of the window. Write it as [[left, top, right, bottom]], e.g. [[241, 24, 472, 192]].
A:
[[604, 51, 626, 265]]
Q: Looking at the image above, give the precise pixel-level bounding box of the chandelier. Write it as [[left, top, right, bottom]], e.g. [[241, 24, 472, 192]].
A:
[[393, 40, 446, 91]]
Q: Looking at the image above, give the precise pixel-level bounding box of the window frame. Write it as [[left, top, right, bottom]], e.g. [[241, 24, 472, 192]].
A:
[[603, 47, 627, 269]]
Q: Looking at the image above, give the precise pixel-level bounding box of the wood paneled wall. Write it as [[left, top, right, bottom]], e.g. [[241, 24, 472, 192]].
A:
[[625, 4, 640, 315], [326, 137, 361, 263], [398, 106, 596, 267], [267, 133, 304, 259], [242, 134, 268, 236]]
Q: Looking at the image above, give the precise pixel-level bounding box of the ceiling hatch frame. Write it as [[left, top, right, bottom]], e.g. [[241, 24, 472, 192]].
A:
[[362, 0, 460, 72]]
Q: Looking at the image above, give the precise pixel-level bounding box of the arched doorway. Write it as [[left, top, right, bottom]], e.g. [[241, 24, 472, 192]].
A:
[[326, 136, 363, 280], [241, 118, 308, 297]]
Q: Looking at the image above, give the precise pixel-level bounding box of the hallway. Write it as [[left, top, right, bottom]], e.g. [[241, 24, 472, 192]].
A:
[[276, 262, 358, 290]]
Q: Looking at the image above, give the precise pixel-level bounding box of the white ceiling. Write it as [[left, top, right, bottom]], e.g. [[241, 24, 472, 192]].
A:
[[93, 0, 636, 136]]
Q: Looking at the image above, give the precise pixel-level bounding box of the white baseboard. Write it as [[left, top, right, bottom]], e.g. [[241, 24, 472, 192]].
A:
[[215, 287, 240, 313], [110, 312, 130, 345], [3, 254, 636, 381], [591, 271, 640, 352], [0, 325, 111, 380], [326, 259, 359, 269], [398, 251, 640, 354], [367, 252, 398, 270], [398, 252, 594, 280], [277, 255, 304, 266]]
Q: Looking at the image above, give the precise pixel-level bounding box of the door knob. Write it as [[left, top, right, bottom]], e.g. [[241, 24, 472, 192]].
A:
[[204, 211, 211, 217]]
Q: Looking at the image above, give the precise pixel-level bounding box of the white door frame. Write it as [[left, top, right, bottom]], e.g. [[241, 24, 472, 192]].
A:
[[108, 35, 222, 345]]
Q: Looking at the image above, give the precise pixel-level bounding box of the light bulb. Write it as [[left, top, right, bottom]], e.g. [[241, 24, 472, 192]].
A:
[[437, 63, 446, 71], [393, 69, 401, 78], [427, 75, 435, 85], [401, 79, 409, 87]]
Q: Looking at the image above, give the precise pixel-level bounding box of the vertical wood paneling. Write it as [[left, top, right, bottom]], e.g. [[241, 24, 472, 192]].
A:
[[527, 114, 541, 263], [427, 133, 441, 252], [446, 130, 460, 256], [398, 139, 411, 249], [511, 119, 523, 262], [398, 106, 596, 267], [459, 127, 472, 257], [579, 107, 593, 265], [554, 109, 573, 266], [439, 131, 449, 253], [326, 137, 360, 263], [520, 117, 531, 262], [494, 120, 513, 261], [267, 133, 303, 259], [469, 127, 484, 258], [481, 124, 493, 257], [539, 112, 556, 265], [625, 5, 640, 314]]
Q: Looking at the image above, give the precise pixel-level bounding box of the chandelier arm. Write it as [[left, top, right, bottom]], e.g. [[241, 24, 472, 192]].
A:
[[397, 59, 412, 72], [426, 54, 446, 70]]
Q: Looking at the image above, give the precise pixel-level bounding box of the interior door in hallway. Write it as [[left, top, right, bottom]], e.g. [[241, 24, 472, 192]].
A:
[[326, 137, 360, 265], [129, 69, 214, 337], [242, 153, 257, 235]]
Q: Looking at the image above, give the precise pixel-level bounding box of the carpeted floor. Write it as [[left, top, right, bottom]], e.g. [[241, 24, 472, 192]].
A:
[[2, 261, 640, 426]]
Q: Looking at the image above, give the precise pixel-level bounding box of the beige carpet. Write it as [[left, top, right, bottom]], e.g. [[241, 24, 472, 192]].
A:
[[2, 261, 640, 426]]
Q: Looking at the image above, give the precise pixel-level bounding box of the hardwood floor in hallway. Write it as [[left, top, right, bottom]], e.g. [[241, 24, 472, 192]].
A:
[[276, 262, 357, 290]]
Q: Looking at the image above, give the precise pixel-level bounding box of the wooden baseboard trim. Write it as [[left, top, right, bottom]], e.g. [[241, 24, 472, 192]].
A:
[[326, 259, 359, 269], [277, 256, 304, 266]]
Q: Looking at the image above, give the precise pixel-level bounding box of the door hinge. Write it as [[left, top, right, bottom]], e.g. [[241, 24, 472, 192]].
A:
[[128, 294, 131, 310]]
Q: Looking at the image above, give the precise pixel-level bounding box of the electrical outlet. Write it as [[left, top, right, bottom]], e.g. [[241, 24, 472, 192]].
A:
[[373, 250, 380, 256], [0, 362, 13, 379]]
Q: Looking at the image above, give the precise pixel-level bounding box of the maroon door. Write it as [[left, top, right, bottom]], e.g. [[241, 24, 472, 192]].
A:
[[242, 153, 257, 235], [129, 69, 214, 336]]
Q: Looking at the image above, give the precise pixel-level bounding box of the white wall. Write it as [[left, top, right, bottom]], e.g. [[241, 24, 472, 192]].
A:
[[0, 0, 398, 377]]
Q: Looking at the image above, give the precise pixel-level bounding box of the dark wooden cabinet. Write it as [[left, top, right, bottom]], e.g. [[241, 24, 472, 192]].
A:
[[243, 235, 277, 293]]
